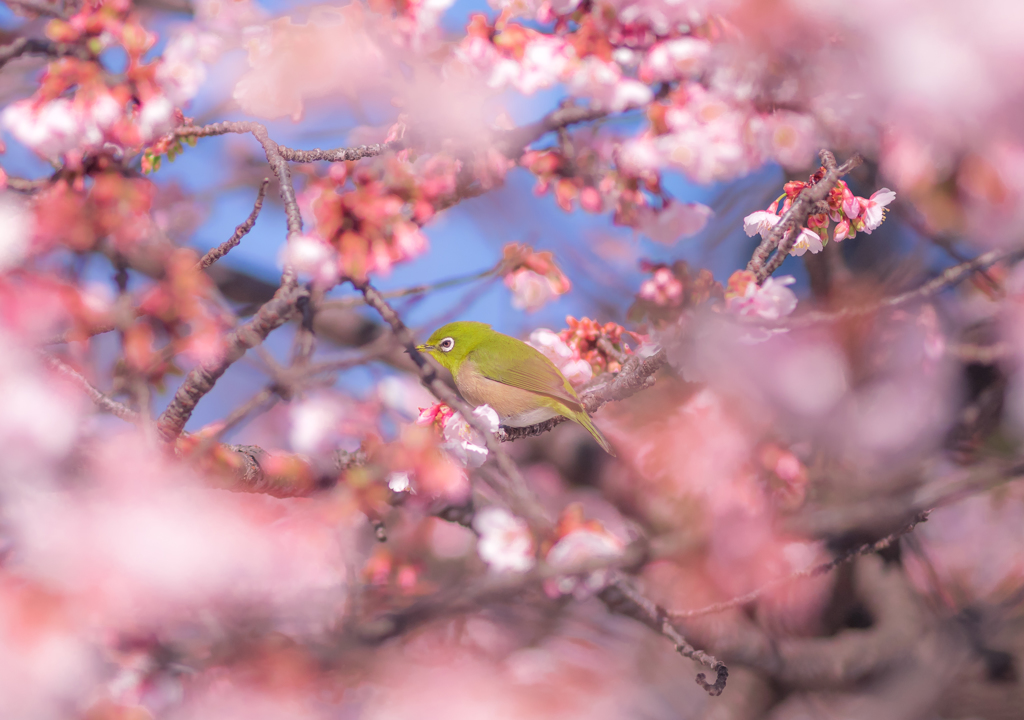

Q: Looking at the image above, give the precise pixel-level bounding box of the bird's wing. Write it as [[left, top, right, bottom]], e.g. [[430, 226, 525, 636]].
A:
[[469, 336, 584, 413]]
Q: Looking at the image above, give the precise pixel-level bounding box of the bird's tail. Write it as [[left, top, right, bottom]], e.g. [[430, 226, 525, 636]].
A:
[[576, 411, 616, 456]]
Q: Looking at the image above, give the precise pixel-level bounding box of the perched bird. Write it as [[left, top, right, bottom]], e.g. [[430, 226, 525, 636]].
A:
[[416, 321, 614, 455]]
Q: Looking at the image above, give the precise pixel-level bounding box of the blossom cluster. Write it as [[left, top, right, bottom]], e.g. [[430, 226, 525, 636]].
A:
[[743, 167, 897, 257], [724, 271, 797, 322], [298, 155, 461, 280], [417, 402, 499, 468], [558, 316, 637, 375], [454, 16, 650, 112], [629, 260, 724, 326], [1, 1, 191, 164], [472, 503, 625, 596], [499, 242, 571, 312], [31, 169, 156, 254]]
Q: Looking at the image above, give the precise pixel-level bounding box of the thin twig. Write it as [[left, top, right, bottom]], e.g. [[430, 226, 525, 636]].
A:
[[41, 354, 140, 423], [195, 179, 269, 271], [762, 247, 1024, 329], [671, 511, 930, 620], [600, 574, 729, 696], [320, 265, 498, 311]]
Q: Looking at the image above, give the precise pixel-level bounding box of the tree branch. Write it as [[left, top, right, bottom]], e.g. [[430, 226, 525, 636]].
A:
[[156, 283, 306, 441], [0, 36, 86, 68], [747, 150, 862, 283], [277, 141, 402, 163], [195, 178, 269, 271], [41, 354, 140, 423]]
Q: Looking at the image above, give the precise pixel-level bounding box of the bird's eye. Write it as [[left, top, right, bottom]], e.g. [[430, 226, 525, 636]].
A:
[[439, 337, 455, 352]]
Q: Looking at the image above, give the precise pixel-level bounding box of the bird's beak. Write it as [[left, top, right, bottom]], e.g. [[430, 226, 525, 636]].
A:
[[415, 344, 432, 353]]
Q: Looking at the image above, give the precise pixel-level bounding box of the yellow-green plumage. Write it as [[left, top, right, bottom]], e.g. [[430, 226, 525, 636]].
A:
[[416, 321, 615, 456]]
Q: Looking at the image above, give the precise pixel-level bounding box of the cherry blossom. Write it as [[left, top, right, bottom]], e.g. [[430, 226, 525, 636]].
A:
[[790, 227, 824, 256], [473, 507, 536, 573], [500, 243, 571, 311], [544, 521, 624, 598], [0, 194, 31, 273], [743, 210, 781, 239], [279, 234, 339, 286], [506, 269, 558, 312], [567, 58, 654, 113], [640, 38, 711, 84], [638, 267, 684, 307], [725, 271, 798, 321], [528, 329, 594, 386], [442, 405, 499, 468], [860, 188, 897, 232]]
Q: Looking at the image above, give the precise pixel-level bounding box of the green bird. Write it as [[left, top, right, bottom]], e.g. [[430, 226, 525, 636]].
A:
[[416, 321, 615, 456]]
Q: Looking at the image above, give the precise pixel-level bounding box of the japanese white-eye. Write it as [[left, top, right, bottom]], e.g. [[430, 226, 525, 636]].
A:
[[416, 321, 614, 455]]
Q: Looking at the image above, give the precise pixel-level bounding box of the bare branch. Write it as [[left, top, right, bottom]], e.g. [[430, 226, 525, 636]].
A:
[[277, 141, 401, 163], [497, 104, 610, 156], [601, 574, 729, 696], [0, 36, 86, 68], [156, 283, 306, 442], [195, 179, 269, 271], [41, 354, 140, 423]]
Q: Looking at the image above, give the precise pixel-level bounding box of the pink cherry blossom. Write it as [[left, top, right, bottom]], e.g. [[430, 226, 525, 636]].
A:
[[528, 329, 593, 386], [506, 268, 557, 312], [860, 188, 896, 232], [790, 227, 824, 256], [442, 405, 499, 468], [501, 35, 575, 95], [743, 210, 781, 238], [617, 136, 662, 175], [568, 58, 653, 113], [638, 267, 684, 307], [156, 29, 221, 105], [544, 527, 624, 598], [834, 218, 852, 241], [639, 38, 710, 84], [279, 234, 339, 286], [3, 99, 81, 159], [137, 95, 176, 142], [726, 274, 798, 321], [473, 507, 536, 573], [0, 193, 31, 273]]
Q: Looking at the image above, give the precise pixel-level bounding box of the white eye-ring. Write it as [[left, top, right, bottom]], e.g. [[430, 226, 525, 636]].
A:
[[439, 337, 455, 353]]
